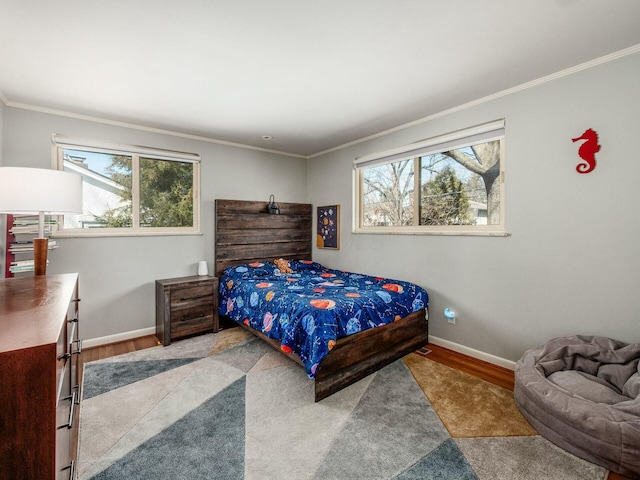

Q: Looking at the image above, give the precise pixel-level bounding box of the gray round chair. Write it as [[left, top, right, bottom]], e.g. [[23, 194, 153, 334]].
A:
[[514, 335, 640, 478]]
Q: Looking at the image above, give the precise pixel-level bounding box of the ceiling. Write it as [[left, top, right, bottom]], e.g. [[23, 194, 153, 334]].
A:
[[1, 1, 640, 158]]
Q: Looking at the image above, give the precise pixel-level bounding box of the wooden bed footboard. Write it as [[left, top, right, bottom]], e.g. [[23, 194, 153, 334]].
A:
[[313, 308, 428, 401], [221, 309, 428, 402]]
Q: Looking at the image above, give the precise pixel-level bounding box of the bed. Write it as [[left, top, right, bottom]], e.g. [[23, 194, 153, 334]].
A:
[[215, 199, 429, 401]]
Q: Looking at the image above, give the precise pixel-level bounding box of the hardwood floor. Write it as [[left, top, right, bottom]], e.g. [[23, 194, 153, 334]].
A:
[[420, 343, 515, 391], [80, 336, 514, 390], [81, 334, 159, 363], [80, 334, 159, 379], [79, 335, 630, 480]]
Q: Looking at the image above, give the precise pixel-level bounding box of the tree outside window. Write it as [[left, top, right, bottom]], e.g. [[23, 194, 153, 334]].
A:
[[55, 139, 200, 236], [356, 123, 504, 235]]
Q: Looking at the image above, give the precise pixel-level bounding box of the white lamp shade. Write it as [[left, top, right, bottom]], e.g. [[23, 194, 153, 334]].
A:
[[0, 167, 83, 214]]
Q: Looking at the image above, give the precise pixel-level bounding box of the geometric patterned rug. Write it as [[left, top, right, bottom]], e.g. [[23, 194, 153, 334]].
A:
[[78, 330, 608, 480]]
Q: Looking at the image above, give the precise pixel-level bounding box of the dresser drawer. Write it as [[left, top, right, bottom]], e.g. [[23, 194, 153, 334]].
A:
[[56, 389, 74, 479], [56, 325, 67, 400]]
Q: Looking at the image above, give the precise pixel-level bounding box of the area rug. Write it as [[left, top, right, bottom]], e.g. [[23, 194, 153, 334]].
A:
[[78, 330, 608, 480]]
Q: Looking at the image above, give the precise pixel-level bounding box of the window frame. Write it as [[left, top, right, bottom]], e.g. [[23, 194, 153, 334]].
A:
[[52, 135, 201, 237], [353, 120, 507, 236]]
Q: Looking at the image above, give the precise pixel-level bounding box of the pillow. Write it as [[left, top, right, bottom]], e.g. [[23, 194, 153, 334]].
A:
[[274, 258, 294, 274], [289, 259, 324, 271], [223, 261, 275, 278]]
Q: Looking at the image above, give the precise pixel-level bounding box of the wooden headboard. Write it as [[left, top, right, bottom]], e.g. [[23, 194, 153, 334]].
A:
[[215, 199, 313, 276]]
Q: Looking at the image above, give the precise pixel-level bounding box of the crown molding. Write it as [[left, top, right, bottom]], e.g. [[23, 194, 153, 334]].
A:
[[308, 44, 640, 159], [3, 100, 307, 159]]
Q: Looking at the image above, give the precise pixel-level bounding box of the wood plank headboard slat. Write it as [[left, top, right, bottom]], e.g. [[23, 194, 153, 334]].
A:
[[217, 229, 311, 246], [216, 199, 311, 215], [217, 215, 312, 230], [217, 242, 311, 260]]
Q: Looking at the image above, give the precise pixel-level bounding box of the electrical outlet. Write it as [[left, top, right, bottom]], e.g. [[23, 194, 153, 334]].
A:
[[444, 308, 456, 325]]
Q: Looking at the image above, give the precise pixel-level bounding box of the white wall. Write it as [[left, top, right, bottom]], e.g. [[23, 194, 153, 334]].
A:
[[308, 52, 640, 363], [0, 100, 5, 164], [0, 100, 5, 276], [3, 107, 308, 342]]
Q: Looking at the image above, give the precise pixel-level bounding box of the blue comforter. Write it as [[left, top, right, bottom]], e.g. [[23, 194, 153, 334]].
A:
[[218, 260, 428, 378]]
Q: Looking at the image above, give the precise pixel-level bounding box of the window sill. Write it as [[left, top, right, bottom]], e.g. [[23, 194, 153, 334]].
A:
[[353, 227, 510, 237], [53, 229, 202, 238]]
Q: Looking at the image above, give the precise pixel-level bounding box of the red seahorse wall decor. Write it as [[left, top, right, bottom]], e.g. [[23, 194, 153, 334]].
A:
[[572, 128, 600, 174]]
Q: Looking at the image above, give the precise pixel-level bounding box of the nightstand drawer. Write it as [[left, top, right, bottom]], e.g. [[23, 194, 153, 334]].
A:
[[170, 304, 214, 338], [170, 302, 213, 323], [170, 285, 214, 309]]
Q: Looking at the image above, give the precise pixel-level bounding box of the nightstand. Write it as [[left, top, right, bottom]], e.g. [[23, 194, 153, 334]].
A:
[[155, 275, 219, 346]]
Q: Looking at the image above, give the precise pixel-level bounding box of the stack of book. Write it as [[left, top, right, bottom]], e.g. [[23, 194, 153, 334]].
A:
[[10, 217, 57, 235], [9, 259, 50, 274], [5, 215, 59, 277], [9, 240, 58, 253]]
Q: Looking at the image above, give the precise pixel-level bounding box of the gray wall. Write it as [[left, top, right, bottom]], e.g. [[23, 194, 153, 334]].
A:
[[2, 107, 308, 341], [308, 52, 640, 363]]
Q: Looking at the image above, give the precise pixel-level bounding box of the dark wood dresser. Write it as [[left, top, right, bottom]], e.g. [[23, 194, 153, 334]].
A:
[[0, 273, 81, 480], [155, 275, 219, 346]]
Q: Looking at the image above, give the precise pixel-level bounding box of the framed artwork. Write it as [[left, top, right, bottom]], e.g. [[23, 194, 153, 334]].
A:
[[317, 205, 340, 249]]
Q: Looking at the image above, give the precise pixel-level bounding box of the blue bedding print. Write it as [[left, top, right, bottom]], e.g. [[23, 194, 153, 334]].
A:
[[218, 260, 428, 378]]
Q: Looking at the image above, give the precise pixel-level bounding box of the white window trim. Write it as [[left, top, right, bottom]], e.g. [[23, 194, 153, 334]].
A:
[[52, 134, 201, 163], [52, 135, 201, 237], [353, 120, 508, 237]]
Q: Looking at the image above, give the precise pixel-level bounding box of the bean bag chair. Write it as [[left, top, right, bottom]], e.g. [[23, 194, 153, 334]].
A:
[[514, 335, 640, 478]]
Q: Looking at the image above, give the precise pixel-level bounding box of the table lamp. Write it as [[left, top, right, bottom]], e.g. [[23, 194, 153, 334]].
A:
[[0, 167, 83, 275]]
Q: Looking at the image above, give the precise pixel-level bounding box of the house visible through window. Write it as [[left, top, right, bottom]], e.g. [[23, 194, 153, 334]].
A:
[[354, 120, 505, 235], [53, 135, 200, 236]]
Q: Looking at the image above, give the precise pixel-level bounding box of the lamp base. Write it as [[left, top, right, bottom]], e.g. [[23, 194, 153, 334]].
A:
[[33, 238, 48, 276]]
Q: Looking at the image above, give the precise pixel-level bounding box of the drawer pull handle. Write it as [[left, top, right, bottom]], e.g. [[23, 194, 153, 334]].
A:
[[68, 317, 79, 324], [58, 391, 76, 429], [74, 382, 82, 404], [179, 294, 210, 301], [72, 298, 81, 303], [58, 352, 71, 362], [61, 460, 75, 480], [73, 338, 83, 355], [181, 313, 205, 322]]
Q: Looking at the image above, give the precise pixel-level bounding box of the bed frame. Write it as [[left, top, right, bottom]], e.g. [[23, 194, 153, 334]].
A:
[[215, 199, 429, 401]]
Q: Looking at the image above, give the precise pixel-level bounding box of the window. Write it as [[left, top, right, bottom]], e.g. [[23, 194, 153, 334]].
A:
[[53, 135, 201, 236], [354, 120, 506, 235]]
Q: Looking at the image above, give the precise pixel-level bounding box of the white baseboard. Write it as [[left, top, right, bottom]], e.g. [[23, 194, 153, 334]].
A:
[[428, 335, 516, 371], [83, 329, 516, 371], [83, 327, 157, 349]]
